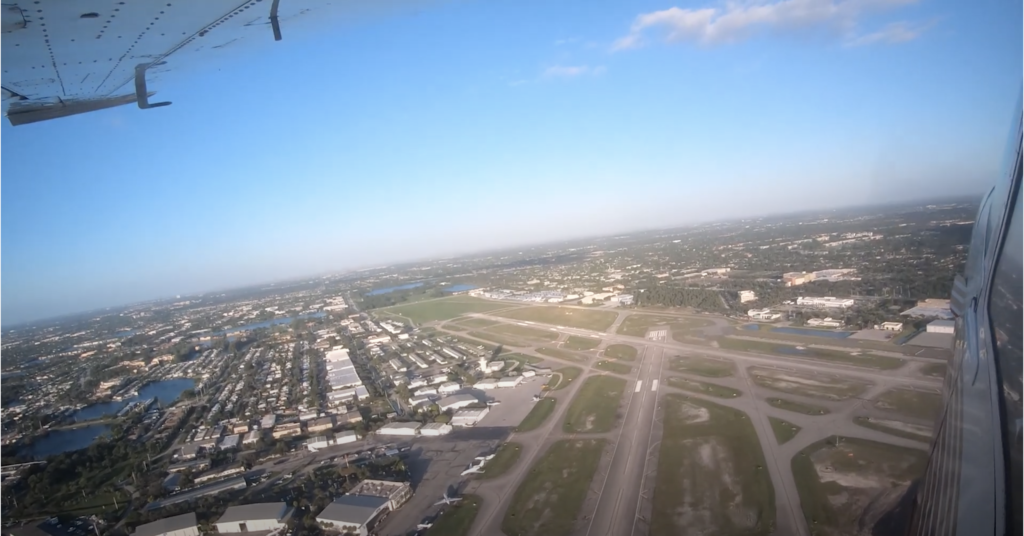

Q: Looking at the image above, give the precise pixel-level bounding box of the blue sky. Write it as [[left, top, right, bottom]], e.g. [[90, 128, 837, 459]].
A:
[[2, 0, 1021, 324]]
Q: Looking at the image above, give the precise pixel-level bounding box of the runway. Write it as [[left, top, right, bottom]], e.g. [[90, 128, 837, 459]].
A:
[[583, 346, 664, 536]]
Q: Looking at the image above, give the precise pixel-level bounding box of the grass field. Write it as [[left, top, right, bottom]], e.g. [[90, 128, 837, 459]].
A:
[[921, 362, 947, 378], [749, 367, 870, 401], [452, 318, 501, 329], [445, 334, 505, 354], [718, 337, 906, 370], [479, 443, 522, 479], [467, 331, 528, 347], [486, 323, 561, 342], [381, 297, 518, 325], [547, 366, 582, 390], [563, 335, 601, 351], [502, 439, 606, 536], [616, 314, 678, 337], [666, 375, 741, 398], [563, 376, 626, 433], [853, 416, 932, 443], [651, 394, 775, 536], [766, 397, 830, 415], [428, 494, 482, 536], [792, 437, 927, 533], [604, 343, 638, 361], [495, 306, 618, 331], [536, 347, 588, 363], [669, 355, 735, 377], [502, 353, 543, 368], [874, 388, 943, 421], [517, 398, 556, 432], [769, 417, 801, 445], [594, 360, 633, 375], [444, 323, 469, 331]]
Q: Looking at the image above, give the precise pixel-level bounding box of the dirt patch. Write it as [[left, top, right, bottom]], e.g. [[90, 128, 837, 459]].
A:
[[675, 401, 711, 424], [750, 367, 870, 400]]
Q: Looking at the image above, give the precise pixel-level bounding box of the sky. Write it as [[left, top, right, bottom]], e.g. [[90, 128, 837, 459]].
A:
[[2, 0, 1021, 325]]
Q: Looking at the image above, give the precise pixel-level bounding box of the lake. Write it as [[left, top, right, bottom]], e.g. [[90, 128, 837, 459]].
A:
[[212, 312, 326, 336], [19, 424, 112, 459], [366, 282, 424, 295], [73, 378, 195, 421], [443, 284, 478, 293]]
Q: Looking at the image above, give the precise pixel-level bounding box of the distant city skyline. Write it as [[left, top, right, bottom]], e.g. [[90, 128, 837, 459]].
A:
[[3, 0, 1021, 324]]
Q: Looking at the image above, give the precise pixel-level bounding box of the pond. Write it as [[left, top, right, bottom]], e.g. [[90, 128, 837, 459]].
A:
[[73, 378, 195, 421], [769, 326, 853, 339], [366, 282, 424, 296], [19, 424, 112, 459], [212, 312, 326, 336], [443, 284, 478, 293]]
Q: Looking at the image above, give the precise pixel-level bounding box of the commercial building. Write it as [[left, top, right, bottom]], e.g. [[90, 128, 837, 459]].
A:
[[214, 503, 289, 533], [307, 416, 335, 433], [783, 272, 814, 287], [738, 290, 757, 303], [451, 407, 489, 427], [299, 411, 319, 422], [419, 423, 452, 436], [497, 376, 523, 388], [437, 381, 461, 395], [475, 379, 498, 390], [260, 414, 277, 429], [231, 423, 250, 434], [437, 394, 478, 412], [242, 430, 262, 445], [272, 422, 302, 439], [337, 410, 363, 424], [796, 296, 855, 308], [806, 317, 844, 328], [132, 513, 199, 536], [377, 422, 421, 436], [748, 308, 781, 321], [305, 431, 358, 451], [218, 434, 240, 450], [880, 322, 904, 331], [927, 320, 955, 334]]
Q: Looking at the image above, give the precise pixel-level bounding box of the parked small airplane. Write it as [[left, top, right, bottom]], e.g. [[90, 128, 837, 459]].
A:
[[435, 492, 463, 506]]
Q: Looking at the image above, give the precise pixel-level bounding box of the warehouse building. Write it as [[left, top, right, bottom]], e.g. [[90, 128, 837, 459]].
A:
[[260, 414, 277, 429], [242, 430, 262, 445], [927, 319, 955, 334], [272, 422, 302, 439], [307, 416, 335, 433], [419, 423, 452, 436], [437, 381, 461, 395], [451, 407, 489, 427], [437, 394, 478, 412], [316, 480, 412, 536], [497, 376, 524, 388], [475, 379, 498, 390], [214, 503, 290, 533], [377, 422, 421, 436], [133, 513, 199, 536]]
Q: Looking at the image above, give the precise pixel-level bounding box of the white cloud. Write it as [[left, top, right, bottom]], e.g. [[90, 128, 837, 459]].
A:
[[613, 0, 926, 49], [543, 65, 606, 77], [845, 20, 929, 46]]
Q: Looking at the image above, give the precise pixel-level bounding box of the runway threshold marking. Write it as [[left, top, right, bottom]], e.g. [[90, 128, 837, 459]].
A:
[[651, 380, 659, 392], [635, 381, 643, 393]]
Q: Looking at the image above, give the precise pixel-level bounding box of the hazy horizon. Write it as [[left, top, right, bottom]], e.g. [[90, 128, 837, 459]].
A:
[[1, 193, 982, 327], [3, 0, 1020, 325]]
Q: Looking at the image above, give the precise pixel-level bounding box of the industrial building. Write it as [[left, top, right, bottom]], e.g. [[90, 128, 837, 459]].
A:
[[408, 395, 433, 407], [214, 503, 289, 533], [260, 414, 277, 429], [475, 379, 498, 390], [305, 431, 358, 452], [796, 296, 855, 308], [272, 422, 302, 439], [451, 407, 489, 427], [927, 319, 955, 334], [419, 423, 452, 436], [414, 387, 438, 397], [377, 422, 421, 436], [218, 434, 240, 450], [325, 347, 372, 408], [738, 290, 757, 303], [133, 513, 199, 536], [880, 322, 904, 331], [900, 299, 954, 320], [242, 430, 262, 445], [389, 358, 408, 372], [437, 394, 478, 412]]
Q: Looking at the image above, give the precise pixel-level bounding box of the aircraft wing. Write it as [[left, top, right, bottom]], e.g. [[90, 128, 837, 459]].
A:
[[1, 0, 328, 126]]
